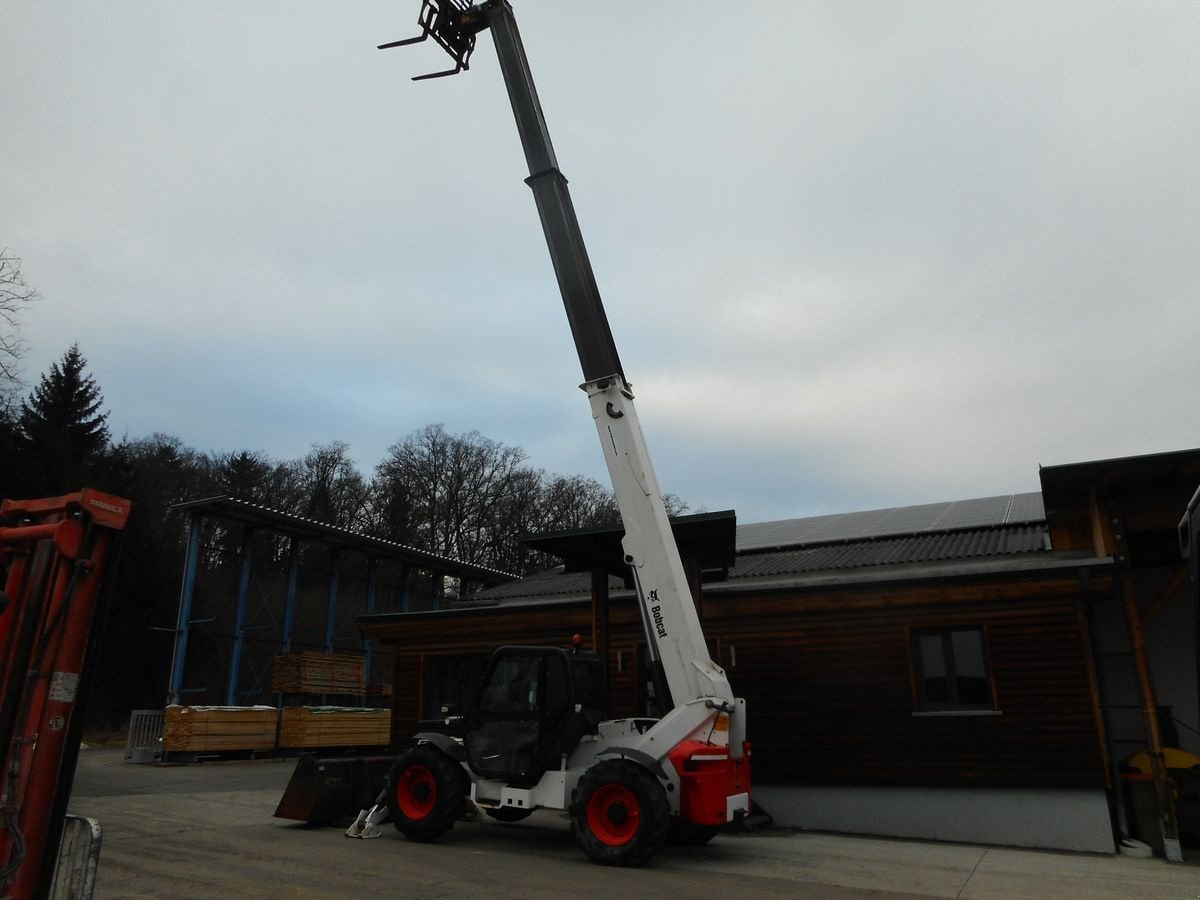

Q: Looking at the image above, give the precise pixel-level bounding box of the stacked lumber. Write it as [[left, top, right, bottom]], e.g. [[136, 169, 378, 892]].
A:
[[271, 651, 365, 695], [163, 705, 277, 752], [278, 706, 391, 749]]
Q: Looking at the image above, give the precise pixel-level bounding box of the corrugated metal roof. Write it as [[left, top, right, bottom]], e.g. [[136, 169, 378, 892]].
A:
[[456, 494, 1055, 607], [471, 524, 1050, 603], [736, 492, 1044, 552], [731, 523, 1048, 581], [172, 495, 517, 583]]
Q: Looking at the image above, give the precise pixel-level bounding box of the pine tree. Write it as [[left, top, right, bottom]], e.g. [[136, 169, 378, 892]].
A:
[[18, 343, 110, 493]]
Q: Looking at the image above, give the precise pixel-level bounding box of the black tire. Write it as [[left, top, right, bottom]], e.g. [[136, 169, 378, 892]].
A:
[[484, 806, 533, 823], [570, 759, 669, 867], [668, 818, 720, 846], [388, 745, 468, 842]]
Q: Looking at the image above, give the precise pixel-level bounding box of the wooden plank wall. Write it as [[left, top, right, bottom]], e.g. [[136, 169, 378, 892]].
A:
[[380, 572, 1110, 790]]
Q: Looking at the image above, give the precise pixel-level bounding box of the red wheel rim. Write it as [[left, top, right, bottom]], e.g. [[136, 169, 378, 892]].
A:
[[395, 764, 437, 820], [586, 783, 640, 846]]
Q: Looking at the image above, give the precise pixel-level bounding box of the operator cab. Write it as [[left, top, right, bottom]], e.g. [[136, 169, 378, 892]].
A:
[[464, 644, 606, 784]]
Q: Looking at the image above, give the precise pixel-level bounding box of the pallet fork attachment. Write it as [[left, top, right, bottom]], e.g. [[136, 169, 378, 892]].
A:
[[378, 0, 489, 80]]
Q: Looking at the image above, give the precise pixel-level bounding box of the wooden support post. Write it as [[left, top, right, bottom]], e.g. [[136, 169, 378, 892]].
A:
[[1121, 572, 1183, 861], [1143, 565, 1189, 625], [591, 567, 609, 682]]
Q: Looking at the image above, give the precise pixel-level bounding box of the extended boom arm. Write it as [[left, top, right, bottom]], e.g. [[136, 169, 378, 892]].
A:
[[380, 0, 736, 715]]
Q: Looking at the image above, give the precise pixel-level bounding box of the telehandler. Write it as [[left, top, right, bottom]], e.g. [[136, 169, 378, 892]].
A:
[[288, 1, 751, 867]]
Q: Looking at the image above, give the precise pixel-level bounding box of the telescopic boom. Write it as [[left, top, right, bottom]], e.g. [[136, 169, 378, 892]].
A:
[[380, 0, 737, 715]]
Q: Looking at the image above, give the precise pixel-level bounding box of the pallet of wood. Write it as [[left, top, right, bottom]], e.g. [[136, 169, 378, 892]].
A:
[[271, 651, 365, 695], [163, 705, 278, 752], [278, 706, 391, 749]]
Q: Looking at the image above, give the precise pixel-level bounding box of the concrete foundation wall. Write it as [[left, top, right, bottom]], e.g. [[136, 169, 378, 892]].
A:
[[754, 784, 1116, 854]]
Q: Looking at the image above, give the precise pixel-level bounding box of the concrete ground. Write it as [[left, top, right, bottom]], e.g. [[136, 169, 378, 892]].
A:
[[67, 749, 1199, 899]]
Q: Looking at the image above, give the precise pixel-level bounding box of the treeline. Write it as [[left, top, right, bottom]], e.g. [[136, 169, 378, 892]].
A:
[[0, 344, 662, 574], [1, 342, 684, 722]]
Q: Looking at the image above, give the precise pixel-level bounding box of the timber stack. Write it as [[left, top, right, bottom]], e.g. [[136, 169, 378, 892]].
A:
[[271, 650, 366, 696], [270, 651, 390, 750], [278, 706, 391, 749], [163, 705, 278, 753]]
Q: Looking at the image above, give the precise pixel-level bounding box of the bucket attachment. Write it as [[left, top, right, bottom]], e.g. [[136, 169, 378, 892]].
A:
[[378, 0, 491, 80], [273, 754, 394, 825]]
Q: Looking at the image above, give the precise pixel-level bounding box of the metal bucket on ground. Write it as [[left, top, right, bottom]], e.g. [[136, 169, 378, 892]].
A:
[[273, 754, 394, 825]]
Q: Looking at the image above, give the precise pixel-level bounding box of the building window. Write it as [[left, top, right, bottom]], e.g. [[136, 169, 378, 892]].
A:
[[912, 627, 995, 712]]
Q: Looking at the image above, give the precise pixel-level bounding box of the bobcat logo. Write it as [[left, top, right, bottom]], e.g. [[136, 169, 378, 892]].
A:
[[649, 589, 668, 638]]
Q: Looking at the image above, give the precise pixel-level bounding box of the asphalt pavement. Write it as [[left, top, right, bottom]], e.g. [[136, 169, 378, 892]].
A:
[[65, 749, 1199, 899]]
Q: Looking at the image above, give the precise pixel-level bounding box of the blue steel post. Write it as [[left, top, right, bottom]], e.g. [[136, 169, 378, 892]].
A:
[[167, 511, 203, 706], [364, 557, 378, 690], [226, 527, 255, 706], [431, 572, 443, 611], [324, 549, 341, 655], [282, 538, 302, 653]]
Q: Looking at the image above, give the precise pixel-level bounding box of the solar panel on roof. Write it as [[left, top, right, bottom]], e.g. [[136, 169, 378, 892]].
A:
[[736, 492, 1045, 551], [1006, 492, 1045, 522]]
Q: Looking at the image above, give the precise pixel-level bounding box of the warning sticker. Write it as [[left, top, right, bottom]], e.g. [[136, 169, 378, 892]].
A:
[[49, 671, 80, 703]]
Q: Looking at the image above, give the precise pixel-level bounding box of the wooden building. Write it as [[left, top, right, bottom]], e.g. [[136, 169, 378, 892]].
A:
[[360, 448, 1200, 856]]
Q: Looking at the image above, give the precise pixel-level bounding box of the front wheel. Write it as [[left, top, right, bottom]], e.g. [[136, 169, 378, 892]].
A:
[[388, 745, 467, 842], [570, 759, 669, 867]]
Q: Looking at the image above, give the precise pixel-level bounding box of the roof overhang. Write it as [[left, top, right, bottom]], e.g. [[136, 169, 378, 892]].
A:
[[1040, 448, 1200, 513], [717, 552, 1115, 597], [520, 509, 737, 581], [358, 551, 1115, 636]]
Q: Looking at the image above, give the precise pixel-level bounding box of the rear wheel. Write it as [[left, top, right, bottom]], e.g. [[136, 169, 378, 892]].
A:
[[388, 745, 467, 842], [570, 760, 669, 867]]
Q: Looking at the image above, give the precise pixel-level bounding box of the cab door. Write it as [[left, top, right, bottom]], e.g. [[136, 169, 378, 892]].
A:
[[464, 649, 555, 783]]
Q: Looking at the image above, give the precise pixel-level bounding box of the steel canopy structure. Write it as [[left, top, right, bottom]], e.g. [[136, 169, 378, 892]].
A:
[[167, 495, 515, 706]]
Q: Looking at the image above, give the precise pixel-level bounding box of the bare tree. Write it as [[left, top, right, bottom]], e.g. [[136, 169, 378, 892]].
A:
[[374, 424, 529, 566], [373, 426, 643, 575], [296, 441, 370, 531], [0, 248, 39, 386], [540, 474, 620, 532]]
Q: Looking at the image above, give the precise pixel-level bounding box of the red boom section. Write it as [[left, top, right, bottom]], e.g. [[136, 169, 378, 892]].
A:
[[0, 489, 130, 899]]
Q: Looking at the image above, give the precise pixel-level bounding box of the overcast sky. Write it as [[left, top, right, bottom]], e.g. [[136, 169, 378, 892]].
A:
[[3, 1, 1198, 524]]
